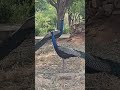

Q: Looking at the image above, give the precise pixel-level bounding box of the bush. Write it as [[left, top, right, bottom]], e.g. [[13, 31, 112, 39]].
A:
[[0, 3, 12, 23], [0, 0, 34, 24], [35, 4, 57, 36], [63, 24, 70, 34], [9, 3, 33, 23]]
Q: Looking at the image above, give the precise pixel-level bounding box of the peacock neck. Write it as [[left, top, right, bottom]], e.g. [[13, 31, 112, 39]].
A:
[[51, 32, 58, 49], [52, 20, 64, 49]]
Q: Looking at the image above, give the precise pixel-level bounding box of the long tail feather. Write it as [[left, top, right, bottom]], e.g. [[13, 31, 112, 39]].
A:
[[85, 53, 111, 72]]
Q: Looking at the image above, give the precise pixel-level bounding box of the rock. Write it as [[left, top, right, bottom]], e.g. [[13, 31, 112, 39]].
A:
[[92, 0, 99, 8], [86, 0, 120, 23], [112, 10, 120, 14], [114, 0, 120, 8], [103, 4, 113, 15], [103, 1, 107, 5], [107, 0, 114, 3]]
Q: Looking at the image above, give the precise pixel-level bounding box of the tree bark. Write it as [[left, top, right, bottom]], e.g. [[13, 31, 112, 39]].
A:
[[49, 0, 68, 30]]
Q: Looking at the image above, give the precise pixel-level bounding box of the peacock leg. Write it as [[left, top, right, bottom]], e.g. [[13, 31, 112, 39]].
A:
[[59, 58, 65, 73], [62, 59, 65, 72]]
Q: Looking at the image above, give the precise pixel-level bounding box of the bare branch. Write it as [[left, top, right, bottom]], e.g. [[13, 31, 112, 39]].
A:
[[52, 0, 56, 4], [49, 0, 57, 9]]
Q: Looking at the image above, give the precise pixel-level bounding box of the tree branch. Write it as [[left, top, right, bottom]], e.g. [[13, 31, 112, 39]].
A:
[[49, 0, 57, 9]]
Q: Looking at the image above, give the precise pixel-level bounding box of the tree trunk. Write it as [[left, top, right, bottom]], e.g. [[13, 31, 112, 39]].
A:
[[57, 12, 61, 30], [56, 0, 66, 30], [49, 0, 69, 30]]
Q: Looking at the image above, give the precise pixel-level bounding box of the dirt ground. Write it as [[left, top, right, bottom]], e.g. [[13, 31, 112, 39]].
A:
[[35, 33, 85, 90], [86, 15, 120, 89]]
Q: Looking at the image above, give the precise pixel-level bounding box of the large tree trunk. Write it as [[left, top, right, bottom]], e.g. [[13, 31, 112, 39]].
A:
[[49, 0, 69, 30], [56, 0, 66, 30], [57, 12, 61, 30]]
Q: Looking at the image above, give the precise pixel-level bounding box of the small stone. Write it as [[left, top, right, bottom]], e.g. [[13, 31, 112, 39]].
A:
[[103, 4, 113, 15], [114, 0, 120, 8]]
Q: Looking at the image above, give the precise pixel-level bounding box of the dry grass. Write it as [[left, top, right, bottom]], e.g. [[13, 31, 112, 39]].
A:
[[35, 35, 85, 90]]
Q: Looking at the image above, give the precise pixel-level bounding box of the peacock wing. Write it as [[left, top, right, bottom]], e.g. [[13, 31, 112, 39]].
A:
[[85, 53, 111, 72], [58, 46, 82, 57]]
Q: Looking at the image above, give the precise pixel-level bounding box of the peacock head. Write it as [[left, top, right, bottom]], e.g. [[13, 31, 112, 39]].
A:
[[50, 31, 54, 36]]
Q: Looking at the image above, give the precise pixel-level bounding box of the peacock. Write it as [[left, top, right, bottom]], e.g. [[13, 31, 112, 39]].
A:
[[51, 31, 120, 76]]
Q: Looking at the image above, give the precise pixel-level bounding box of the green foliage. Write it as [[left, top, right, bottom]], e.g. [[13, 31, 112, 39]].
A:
[[10, 3, 33, 23], [35, 0, 48, 12], [35, 0, 71, 36], [0, 2, 12, 23], [68, 0, 85, 19], [0, 0, 34, 24], [63, 26, 70, 34], [35, 3, 57, 36], [35, 0, 85, 36]]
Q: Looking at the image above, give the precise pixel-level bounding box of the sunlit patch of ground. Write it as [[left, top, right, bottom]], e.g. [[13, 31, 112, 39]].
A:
[[35, 34, 85, 90]]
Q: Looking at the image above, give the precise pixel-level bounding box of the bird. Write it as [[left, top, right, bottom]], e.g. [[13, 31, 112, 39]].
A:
[[51, 31, 85, 59], [35, 19, 64, 51], [0, 16, 34, 60], [51, 31, 120, 76], [50, 31, 85, 71]]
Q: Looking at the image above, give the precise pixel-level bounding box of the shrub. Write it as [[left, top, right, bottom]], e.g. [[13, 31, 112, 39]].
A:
[[0, 0, 34, 24], [0, 3, 12, 23]]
